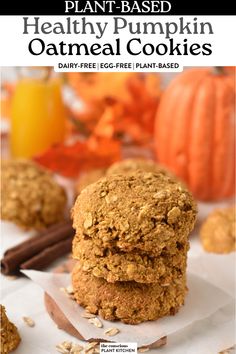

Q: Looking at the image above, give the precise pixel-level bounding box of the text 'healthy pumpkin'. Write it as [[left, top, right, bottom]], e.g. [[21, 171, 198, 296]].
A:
[[154, 67, 235, 201]]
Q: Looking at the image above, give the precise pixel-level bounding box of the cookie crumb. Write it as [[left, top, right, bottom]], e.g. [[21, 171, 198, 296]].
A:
[[22, 316, 35, 327], [56, 341, 83, 354], [85, 342, 99, 353], [138, 347, 150, 352], [71, 343, 84, 353], [66, 285, 74, 294], [81, 311, 96, 319], [104, 327, 120, 336], [60, 287, 75, 300], [88, 317, 103, 328]]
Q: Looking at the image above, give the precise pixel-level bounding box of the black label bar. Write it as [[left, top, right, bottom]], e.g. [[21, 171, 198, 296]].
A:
[[1, 0, 236, 15]]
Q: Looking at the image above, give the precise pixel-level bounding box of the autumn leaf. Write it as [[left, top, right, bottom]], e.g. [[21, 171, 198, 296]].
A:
[[67, 72, 161, 144], [35, 73, 161, 177], [34, 136, 121, 177]]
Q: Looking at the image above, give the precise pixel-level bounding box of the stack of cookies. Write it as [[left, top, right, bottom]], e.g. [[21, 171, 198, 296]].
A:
[[71, 170, 197, 324]]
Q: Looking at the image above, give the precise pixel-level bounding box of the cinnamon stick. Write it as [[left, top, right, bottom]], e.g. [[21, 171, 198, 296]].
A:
[[4, 221, 73, 256], [20, 237, 73, 271], [1, 221, 74, 275]]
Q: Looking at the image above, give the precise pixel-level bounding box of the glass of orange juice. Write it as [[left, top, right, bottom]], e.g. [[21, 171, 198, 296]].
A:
[[11, 67, 66, 158]]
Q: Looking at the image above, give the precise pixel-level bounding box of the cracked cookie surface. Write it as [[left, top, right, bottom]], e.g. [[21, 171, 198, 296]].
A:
[[72, 171, 197, 256]]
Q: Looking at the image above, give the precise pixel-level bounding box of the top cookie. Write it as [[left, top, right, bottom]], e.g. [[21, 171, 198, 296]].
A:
[[72, 171, 197, 256]]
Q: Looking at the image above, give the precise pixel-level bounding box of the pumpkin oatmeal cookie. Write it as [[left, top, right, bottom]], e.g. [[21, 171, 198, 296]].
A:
[[200, 206, 235, 254], [72, 171, 197, 256], [0, 305, 21, 353], [73, 237, 188, 283], [72, 262, 187, 324], [1, 159, 67, 229]]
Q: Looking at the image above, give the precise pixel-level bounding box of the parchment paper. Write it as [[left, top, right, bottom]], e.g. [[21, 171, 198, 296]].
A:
[[1, 200, 235, 353], [22, 270, 232, 347]]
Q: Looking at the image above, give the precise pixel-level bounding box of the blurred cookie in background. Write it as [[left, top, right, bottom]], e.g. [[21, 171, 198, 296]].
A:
[[200, 206, 235, 254], [75, 158, 174, 196], [1, 159, 67, 230], [107, 158, 172, 177], [75, 168, 106, 195]]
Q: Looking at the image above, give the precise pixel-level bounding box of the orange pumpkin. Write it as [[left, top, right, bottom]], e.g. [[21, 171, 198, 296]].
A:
[[154, 68, 235, 201], [223, 66, 235, 76]]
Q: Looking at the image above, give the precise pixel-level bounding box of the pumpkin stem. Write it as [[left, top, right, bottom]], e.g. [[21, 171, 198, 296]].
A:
[[213, 67, 225, 75]]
